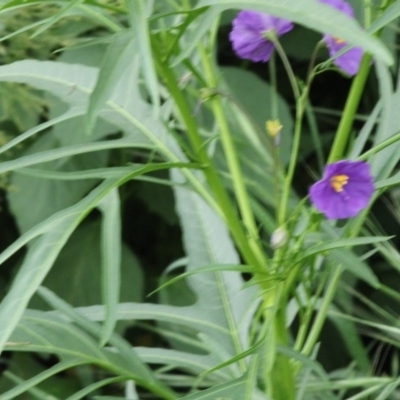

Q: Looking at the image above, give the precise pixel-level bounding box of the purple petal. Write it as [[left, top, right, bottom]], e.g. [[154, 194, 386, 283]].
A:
[[324, 36, 363, 76], [229, 10, 293, 63], [309, 160, 375, 219], [319, 0, 355, 18], [309, 180, 336, 217], [319, 0, 363, 75]]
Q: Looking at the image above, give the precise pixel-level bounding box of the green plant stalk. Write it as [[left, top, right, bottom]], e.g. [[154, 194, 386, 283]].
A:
[[273, 36, 306, 226], [273, 39, 300, 100], [154, 49, 263, 270], [301, 264, 343, 357], [278, 91, 308, 225], [327, 53, 372, 163], [298, 53, 374, 362], [199, 44, 268, 269], [269, 53, 283, 220], [269, 53, 279, 119]]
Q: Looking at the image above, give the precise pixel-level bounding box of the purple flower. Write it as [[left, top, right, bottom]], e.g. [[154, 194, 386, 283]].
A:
[[319, 0, 363, 75], [309, 160, 375, 219], [229, 11, 293, 63]]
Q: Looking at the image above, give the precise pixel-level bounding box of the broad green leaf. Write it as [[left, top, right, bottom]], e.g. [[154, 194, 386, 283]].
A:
[[0, 60, 182, 160], [29, 221, 143, 310], [221, 67, 293, 165], [0, 178, 121, 354], [0, 162, 189, 354], [98, 188, 122, 346], [0, 60, 215, 211], [196, 0, 393, 65], [8, 133, 108, 233], [172, 169, 258, 363]]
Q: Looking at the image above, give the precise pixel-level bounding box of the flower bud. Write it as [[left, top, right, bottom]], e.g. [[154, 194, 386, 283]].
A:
[[271, 227, 288, 249]]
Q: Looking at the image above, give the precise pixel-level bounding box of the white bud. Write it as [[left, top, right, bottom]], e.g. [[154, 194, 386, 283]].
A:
[[271, 227, 288, 249]]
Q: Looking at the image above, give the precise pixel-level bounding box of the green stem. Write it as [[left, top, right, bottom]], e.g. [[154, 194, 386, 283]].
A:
[[199, 44, 267, 269], [269, 53, 279, 119], [273, 39, 300, 100], [268, 53, 282, 220], [301, 265, 344, 357], [278, 91, 308, 225], [357, 129, 400, 160], [327, 54, 372, 163], [154, 47, 262, 270]]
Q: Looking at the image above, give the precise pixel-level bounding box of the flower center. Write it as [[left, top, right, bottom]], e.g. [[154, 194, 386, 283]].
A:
[[330, 174, 349, 192], [334, 37, 345, 44]]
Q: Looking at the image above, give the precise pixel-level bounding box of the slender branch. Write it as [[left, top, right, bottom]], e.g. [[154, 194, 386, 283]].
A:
[[327, 54, 372, 163]]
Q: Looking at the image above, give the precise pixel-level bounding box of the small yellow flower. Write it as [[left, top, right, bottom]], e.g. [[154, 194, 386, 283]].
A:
[[266, 119, 283, 138]]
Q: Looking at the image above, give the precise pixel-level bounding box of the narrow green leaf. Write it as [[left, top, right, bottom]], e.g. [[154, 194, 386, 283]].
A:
[[329, 248, 380, 288], [66, 377, 129, 400], [180, 369, 260, 400], [127, 0, 160, 111], [375, 172, 400, 189], [86, 30, 136, 135], [0, 108, 83, 156], [375, 377, 400, 400], [368, 0, 400, 35], [148, 264, 255, 297], [1, 360, 84, 400], [300, 236, 392, 260], [0, 178, 122, 355], [30, 0, 84, 38], [37, 287, 176, 399], [98, 188, 122, 346]]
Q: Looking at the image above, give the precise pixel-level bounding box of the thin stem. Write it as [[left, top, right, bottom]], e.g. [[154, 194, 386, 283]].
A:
[[306, 41, 324, 84], [301, 265, 344, 357], [199, 44, 268, 269], [278, 90, 308, 225], [269, 53, 279, 119], [327, 54, 372, 163], [154, 44, 262, 270], [269, 53, 282, 220], [273, 39, 300, 100]]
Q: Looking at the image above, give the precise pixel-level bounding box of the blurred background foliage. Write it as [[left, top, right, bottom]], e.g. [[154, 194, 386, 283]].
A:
[[0, 0, 399, 398]]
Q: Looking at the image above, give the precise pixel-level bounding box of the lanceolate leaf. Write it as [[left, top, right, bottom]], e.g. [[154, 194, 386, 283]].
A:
[[97, 188, 122, 346], [85, 30, 136, 135], [0, 162, 194, 355]]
